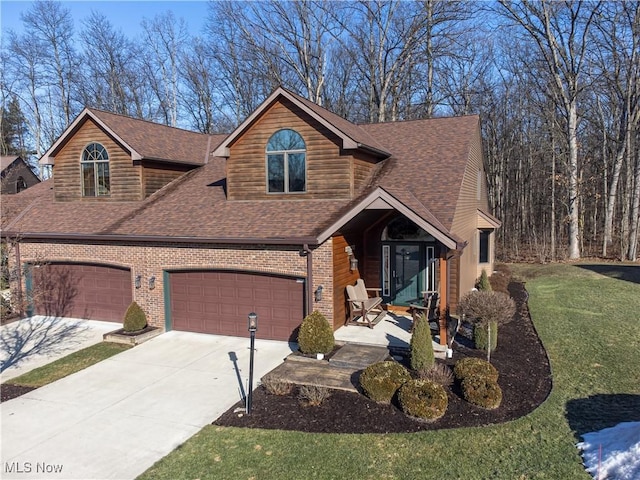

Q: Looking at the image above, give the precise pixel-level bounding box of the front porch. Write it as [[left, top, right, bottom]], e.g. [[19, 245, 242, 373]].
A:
[[334, 311, 448, 358]]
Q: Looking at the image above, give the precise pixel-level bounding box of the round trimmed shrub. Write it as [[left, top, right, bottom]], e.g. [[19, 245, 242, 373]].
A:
[[398, 379, 448, 422], [123, 301, 147, 332], [297, 311, 335, 355], [473, 320, 498, 352], [359, 361, 411, 404], [461, 375, 503, 410], [453, 357, 498, 383], [410, 314, 434, 374]]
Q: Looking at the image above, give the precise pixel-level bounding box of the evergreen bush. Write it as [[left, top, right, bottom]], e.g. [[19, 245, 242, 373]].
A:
[[398, 379, 448, 421], [461, 375, 503, 410], [473, 320, 498, 352], [297, 311, 335, 354], [453, 357, 499, 383], [477, 269, 492, 291], [359, 361, 411, 404], [410, 314, 435, 374], [123, 301, 147, 332]]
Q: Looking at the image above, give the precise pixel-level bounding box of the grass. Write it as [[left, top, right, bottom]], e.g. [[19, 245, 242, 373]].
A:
[[138, 263, 640, 480], [5, 342, 132, 388]]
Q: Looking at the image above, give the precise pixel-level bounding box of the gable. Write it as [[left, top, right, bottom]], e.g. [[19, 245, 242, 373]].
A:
[[226, 97, 380, 201], [53, 118, 142, 202]]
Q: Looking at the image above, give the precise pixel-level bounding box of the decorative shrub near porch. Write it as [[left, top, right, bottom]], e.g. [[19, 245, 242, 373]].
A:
[[454, 357, 502, 409], [458, 290, 516, 359], [453, 357, 499, 383], [398, 379, 448, 421], [359, 361, 411, 404], [297, 311, 335, 355], [461, 375, 503, 410], [410, 314, 435, 374]]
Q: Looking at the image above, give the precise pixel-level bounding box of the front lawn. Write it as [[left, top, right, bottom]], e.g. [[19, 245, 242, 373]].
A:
[[138, 263, 640, 480], [4, 341, 132, 389]]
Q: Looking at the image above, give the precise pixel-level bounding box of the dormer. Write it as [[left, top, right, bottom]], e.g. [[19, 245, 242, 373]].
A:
[[213, 87, 390, 201], [40, 108, 214, 202]]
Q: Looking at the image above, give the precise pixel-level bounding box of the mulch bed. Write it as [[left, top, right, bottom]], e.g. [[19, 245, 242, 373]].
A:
[[213, 281, 553, 433], [1, 384, 36, 402]]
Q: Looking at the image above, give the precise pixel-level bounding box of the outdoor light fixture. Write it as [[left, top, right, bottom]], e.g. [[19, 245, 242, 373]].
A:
[[148, 276, 156, 290], [314, 285, 324, 302], [349, 256, 359, 272], [247, 312, 258, 414], [135, 275, 141, 289]]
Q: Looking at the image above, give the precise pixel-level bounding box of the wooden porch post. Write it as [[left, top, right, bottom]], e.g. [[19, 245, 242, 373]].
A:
[[438, 253, 448, 346]]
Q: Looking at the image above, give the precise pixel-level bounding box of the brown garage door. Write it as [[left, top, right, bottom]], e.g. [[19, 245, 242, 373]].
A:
[[30, 263, 132, 322], [169, 271, 305, 341]]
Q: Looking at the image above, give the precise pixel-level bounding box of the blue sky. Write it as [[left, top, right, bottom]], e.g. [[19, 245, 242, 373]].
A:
[[1, 1, 210, 39]]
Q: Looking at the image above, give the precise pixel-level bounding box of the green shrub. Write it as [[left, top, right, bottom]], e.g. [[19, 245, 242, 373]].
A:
[[453, 357, 499, 383], [123, 301, 147, 332], [297, 311, 335, 354], [398, 379, 448, 421], [477, 269, 492, 291], [359, 361, 411, 404], [474, 320, 498, 352], [461, 375, 503, 410], [410, 314, 434, 374]]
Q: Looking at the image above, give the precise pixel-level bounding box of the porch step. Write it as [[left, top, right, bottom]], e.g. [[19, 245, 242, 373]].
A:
[[329, 343, 390, 369]]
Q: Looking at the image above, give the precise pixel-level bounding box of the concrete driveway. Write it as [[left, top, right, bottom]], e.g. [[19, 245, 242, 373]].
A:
[[1, 331, 293, 480], [1, 316, 117, 382]]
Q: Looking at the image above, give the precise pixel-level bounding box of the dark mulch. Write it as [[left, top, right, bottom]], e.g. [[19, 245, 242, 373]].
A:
[[1, 383, 36, 402], [213, 281, 553, 433]]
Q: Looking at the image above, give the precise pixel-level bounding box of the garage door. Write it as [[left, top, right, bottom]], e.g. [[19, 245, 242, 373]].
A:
[[30, 263, 132, 322], [169, 271, 305, 341]]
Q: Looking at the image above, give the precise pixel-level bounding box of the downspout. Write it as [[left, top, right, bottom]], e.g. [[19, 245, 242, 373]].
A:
[[304, 244, 312, 317], [15, 241, 23, 317]]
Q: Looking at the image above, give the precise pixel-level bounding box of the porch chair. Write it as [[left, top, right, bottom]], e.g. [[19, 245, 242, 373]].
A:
[[345, 279, 386, 328]]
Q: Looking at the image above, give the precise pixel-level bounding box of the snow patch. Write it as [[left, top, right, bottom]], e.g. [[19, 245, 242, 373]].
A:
[[577, 421, 640, 480]]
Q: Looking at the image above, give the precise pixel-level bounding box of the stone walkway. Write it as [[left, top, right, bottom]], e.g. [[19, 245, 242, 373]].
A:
[[264, 343, 391, 392]]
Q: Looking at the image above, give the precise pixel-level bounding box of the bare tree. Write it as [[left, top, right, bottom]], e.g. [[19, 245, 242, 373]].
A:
[[498, 0, 602, 260], [141, 11, 188, 126]]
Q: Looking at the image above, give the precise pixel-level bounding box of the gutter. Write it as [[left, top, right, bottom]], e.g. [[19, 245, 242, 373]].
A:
[[0, 232, 320, 247]]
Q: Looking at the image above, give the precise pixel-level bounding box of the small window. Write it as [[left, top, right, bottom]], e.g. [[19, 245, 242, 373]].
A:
[[16, 176, 27, 193], [479, 230, 490, 263], [81, 143, 110, 197], [266, 129, 306, 193]]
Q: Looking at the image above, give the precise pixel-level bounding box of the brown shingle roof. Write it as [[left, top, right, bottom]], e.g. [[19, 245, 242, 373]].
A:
[[1, 156, 20, 171], [6, 105, 481, 244], [361, 115, 479, 230], [87, 109, 226, 165]]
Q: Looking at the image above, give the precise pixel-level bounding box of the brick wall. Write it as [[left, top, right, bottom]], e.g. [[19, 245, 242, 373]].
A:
[[12, 239, 336, 329]]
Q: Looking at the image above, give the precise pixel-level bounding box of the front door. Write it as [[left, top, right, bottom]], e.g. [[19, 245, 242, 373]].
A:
[[382, 243, 436, 306]]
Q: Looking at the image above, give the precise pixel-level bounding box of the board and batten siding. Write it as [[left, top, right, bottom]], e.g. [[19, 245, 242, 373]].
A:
[[451, 125, 493, 296], [227, 98, 358, 201], [53, 119, 142, 201]]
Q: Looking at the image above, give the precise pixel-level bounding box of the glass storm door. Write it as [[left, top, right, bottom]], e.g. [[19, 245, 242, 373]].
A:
[[382, 244, 436, 306]]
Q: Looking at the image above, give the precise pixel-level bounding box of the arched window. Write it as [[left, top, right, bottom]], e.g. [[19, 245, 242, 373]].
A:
[[266, 129, 306, 193], [81, 143, 110, 197], [16, 176, 27, 193]]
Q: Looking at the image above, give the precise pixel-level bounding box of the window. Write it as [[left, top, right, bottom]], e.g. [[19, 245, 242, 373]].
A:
[[266, 129, 306, 193], [81, 143, 110, 197], [16, 176, 27, 193], [479, 230, 491, 263]]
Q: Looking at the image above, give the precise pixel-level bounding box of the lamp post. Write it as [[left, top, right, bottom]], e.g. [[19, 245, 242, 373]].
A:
[[247, 312, 258, 414]]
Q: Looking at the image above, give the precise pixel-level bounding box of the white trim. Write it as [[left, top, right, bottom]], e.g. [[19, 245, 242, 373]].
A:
[[39, 108, 140, 166], [213, 87, 360, 158], [316, 187, 459, 249]]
